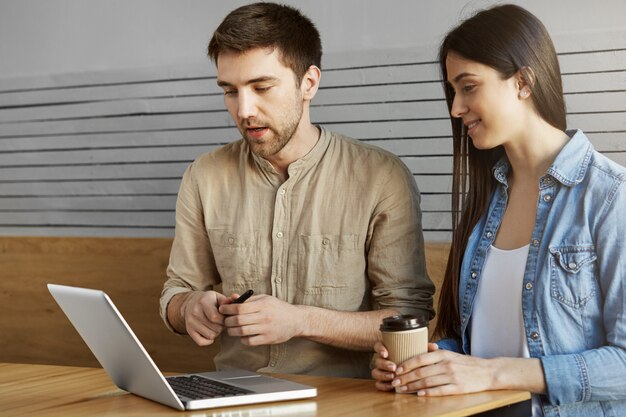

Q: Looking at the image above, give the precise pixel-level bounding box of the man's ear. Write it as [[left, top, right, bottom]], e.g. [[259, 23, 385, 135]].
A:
[[300, 65, 321, 100]]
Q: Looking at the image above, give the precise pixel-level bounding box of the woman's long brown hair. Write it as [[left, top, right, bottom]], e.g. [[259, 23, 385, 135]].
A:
[[433, 4, 566, 341]]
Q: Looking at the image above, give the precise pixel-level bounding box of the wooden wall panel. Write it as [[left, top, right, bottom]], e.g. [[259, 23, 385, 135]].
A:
[[0, 236, 220, 372], [0, 236, 450, 369]]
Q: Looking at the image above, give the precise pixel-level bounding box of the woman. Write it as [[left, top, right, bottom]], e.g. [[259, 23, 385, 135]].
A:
[[372, 4, 626, 416]]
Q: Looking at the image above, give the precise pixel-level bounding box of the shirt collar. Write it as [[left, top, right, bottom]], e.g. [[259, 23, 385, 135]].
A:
[[492, 129, 593, 188], [546, 129, 594, 186], [249, 125, 329, 178]]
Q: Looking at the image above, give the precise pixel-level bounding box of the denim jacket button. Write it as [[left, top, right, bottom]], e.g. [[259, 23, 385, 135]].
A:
[[530, 331, 540, 340], [568, 261, 577, 269], [486, 231, 493, 238], [533, 239, 539, 246], [471, 272, 477, 279], [543, 194, 552, 202], [525, 282, 533, 290]]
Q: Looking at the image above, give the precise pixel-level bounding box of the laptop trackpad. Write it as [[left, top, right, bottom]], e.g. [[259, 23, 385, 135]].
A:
[[200, 371, 300, 392]]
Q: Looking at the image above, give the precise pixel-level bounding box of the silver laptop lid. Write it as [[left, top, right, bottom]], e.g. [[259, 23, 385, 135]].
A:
[[48, 284, 184, 410], [48, 284, 317, 411]]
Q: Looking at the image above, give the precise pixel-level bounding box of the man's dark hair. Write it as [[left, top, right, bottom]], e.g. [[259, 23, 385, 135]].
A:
[[208, 2, 322, 84]]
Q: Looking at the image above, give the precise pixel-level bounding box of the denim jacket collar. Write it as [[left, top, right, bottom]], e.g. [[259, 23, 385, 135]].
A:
[[492, 129, 594, 190]]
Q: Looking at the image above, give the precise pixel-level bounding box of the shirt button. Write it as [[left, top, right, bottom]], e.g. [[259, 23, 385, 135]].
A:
[[530, 331, 540, 340], [275, 277, 282, 284], [280, 188, 286, 195], [568, 262, 577, 269], [533, 239, 539, 246], [525, 282, 533, 290], [276, 232, 283, 238], [486, 231, 493, 238], [322, 238, 329, 245], [228, 237, 235, 244], [543, 195, 552, 202], [471, 272, 477, 279], [269, 362, 276, 367]]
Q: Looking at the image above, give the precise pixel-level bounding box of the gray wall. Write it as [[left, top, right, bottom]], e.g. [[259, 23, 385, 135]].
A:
[[1, 0, 625, 78], [1, 1, 625, 241]]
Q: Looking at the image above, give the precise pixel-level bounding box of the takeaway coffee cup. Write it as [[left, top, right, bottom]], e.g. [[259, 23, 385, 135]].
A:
[[380, 315, 428, 365]]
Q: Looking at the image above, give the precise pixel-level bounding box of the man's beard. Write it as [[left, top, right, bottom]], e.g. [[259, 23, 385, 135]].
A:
[[242, 100, 304, 159]]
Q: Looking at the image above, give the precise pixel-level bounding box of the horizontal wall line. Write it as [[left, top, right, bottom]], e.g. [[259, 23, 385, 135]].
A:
[[1, 47, 622, 94], [0, 98, 448, 125], [0, 223, 454, 232], [0, 80, 442, 110], [0, 209, 173, 213], [0, 224, 175, 229], [0, 76, 214, 95], [0, 109, 226, 124], [562, 68, 626, 76], [2, 90, 622, 126], [568, 110, 626, 115], [558, 47, 626, 56], [0, 117, 451, 139], [0, 92, 217, 110], [0, 160, 191, 169], [0, 193, 177, 198], [4, 122, 622, 141], [0, 171, 453, 183], [0, 126, 224, 139], [0, 62, 440, 94], [324, 60, 438, 72], [0, 136, 451, 155], [0, 177, 182, 184], [565, 89, 626, 95], [0, 142, 228, 154]]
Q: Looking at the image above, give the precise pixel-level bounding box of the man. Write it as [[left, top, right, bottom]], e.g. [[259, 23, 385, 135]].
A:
[[160, 2, 434, 378]]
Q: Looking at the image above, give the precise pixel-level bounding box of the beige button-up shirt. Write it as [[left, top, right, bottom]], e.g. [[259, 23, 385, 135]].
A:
[[160, 127, 434, 378]]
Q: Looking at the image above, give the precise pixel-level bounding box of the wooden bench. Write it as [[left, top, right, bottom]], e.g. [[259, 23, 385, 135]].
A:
[[0, 236, 449, 372]]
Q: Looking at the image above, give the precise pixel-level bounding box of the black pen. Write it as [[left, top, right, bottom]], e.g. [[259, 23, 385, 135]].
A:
[[232, 289, 254, 304]]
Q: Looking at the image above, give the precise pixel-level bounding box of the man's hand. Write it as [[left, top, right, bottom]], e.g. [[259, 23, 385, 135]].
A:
[[219, 294, 302, 346], [170, 291, 231, 346]]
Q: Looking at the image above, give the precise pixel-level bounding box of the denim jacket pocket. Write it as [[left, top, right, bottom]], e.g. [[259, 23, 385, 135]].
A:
[[296, 234, 365, 309], [549, 245, 598, 308], [208, 229, 259, 290]]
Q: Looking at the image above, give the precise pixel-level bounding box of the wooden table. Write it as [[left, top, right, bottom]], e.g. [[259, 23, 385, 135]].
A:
[[0, 362, 530, 417]]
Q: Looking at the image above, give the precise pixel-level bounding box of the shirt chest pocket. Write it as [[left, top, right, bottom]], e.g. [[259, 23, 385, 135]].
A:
[[297, 234, 366, 309], [208, 230, 259, 290], [549, 245, 598, 309]]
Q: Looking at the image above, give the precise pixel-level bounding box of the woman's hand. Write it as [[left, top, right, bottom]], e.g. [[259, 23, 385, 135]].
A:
[[392, 348, 500, 396], [371, 342, 439, 392], [373, 340, 547, 396]]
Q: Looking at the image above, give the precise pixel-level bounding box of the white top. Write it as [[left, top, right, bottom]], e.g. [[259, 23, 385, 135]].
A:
[[470, 244, 530, 358], [470, 244, 544, 416]]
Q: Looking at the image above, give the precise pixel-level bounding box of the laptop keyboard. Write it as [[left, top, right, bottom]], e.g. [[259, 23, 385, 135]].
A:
[[167, 375, 253, 400]]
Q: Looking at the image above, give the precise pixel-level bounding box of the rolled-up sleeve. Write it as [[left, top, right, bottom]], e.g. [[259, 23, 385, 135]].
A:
[[367, 158, 435, 320], [159, 162, 220, 332]]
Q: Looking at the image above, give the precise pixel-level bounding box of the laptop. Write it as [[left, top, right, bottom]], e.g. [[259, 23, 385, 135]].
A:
[[47, 283, 317, 411]]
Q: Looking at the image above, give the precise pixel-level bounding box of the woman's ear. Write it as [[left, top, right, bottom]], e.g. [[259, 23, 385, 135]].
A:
[[301, 65, 321, 100], [517, 66, 536, 97]]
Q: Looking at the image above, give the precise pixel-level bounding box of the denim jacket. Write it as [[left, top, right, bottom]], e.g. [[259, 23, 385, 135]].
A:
[[437, 130, 626, 416]]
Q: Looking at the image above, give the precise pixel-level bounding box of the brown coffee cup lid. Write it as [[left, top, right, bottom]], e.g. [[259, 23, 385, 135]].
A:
[[380, 315, 427, 331]]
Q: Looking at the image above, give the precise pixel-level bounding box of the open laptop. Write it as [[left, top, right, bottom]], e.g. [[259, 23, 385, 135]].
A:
[[47, 284, 317, 411]]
